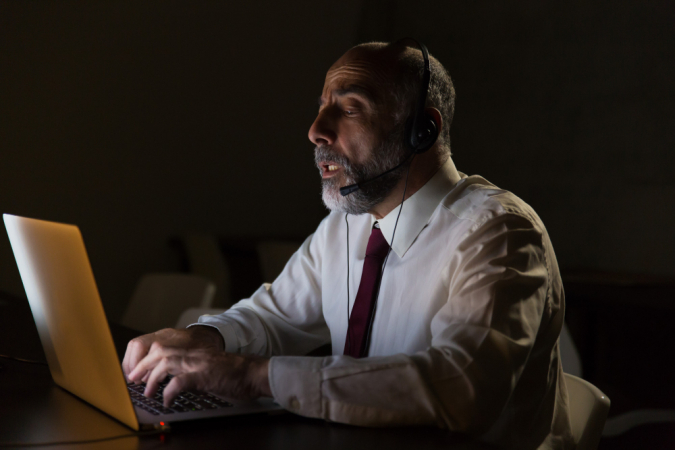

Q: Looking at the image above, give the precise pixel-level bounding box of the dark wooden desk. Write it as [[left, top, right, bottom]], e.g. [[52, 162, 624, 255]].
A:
[[0, 291, 494, 450]]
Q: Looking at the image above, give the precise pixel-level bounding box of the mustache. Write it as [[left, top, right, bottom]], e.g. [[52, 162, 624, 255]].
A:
[[314, 146, 353, 172]]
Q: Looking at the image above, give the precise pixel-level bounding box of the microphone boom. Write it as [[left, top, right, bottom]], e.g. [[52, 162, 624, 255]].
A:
[[339, 152, 413, 197]]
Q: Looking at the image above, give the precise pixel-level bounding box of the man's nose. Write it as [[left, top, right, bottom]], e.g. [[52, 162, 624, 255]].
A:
[[308, 111, 336, 146]]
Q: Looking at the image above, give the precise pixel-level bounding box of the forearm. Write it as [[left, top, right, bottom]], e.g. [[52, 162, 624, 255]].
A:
[[195, 285, 330, 357], [188, 231, 330, 357], [268, 354, 447, 428], [268, 328, 532, 433]]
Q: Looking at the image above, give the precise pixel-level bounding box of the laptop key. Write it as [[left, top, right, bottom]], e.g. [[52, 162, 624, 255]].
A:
[[208, 397, 234, 407], [129, 382, 233, 412]]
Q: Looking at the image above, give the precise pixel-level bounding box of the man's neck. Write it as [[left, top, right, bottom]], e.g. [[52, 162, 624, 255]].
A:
[[368, 151, 455, 220]]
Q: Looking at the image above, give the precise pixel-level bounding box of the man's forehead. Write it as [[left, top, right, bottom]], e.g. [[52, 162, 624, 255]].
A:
[[322, 49, 396, 103]]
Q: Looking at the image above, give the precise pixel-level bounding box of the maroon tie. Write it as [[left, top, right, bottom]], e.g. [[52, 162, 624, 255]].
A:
[[344, 225, 390, 358]]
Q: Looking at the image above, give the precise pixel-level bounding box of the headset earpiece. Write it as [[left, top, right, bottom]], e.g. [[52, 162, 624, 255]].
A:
[[399, 38, 438, 155], [405, 112, 438, 154]]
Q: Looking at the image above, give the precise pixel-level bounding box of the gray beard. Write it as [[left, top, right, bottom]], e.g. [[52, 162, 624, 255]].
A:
[[314, 130, 409, 215]]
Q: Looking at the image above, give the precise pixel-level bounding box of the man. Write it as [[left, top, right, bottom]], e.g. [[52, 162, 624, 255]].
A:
[[124, 42, 574, 449]]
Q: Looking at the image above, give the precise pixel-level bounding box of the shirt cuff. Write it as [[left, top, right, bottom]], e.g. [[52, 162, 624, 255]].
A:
[[269, 356, 324, 418]]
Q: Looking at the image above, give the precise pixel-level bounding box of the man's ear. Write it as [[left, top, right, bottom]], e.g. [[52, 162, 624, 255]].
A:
[[426, 107, 443, 137]]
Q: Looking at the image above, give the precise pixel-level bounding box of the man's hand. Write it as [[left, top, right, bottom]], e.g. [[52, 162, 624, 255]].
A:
[[127, 347, 271, 407], [122, 327, 224, 383]]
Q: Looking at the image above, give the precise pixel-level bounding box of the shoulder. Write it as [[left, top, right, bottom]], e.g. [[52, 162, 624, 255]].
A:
[[439, 174, 545, 235]]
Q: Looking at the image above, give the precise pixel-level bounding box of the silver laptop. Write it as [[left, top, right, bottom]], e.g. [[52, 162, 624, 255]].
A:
[[4, 214, 282, 431]]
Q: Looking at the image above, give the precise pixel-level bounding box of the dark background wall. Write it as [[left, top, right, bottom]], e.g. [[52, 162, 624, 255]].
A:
[[0, 0, 360, 320], [1, 0, 674, 322], [357, 0, 675, 276]]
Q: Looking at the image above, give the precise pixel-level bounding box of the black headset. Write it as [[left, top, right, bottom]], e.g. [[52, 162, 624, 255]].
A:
[[339, 38, 438, 197], [403, 38, 439, 154]]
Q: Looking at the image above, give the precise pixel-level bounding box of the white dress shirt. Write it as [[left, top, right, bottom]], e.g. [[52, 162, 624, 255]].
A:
[[194, 158, 574, 449]]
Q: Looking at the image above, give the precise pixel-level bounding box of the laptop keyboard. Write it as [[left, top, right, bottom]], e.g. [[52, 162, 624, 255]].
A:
[[128, 380, 234, 415]]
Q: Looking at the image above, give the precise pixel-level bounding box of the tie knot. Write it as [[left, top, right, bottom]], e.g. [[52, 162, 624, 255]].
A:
[[366, 227, 390, 259]]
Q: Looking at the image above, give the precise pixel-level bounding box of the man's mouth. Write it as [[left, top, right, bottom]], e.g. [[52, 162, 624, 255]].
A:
[[320, 162, 342, 179]]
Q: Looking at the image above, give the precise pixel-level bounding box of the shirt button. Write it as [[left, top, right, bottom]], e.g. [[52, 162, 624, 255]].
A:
[[289, 397, 300, 410]]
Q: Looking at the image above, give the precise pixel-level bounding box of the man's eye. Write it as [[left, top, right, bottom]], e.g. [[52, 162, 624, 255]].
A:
[[345, 109, 356, 116]]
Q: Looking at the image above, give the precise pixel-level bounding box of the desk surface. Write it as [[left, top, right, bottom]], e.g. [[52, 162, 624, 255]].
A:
[[0, 290, 494, 450]]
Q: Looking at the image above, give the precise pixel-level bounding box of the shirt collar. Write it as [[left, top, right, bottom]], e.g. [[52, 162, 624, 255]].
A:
[[372, 158, 462, 258]]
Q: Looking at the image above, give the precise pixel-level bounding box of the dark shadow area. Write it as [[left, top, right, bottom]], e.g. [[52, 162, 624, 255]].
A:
[[1, 1, 674, 448]]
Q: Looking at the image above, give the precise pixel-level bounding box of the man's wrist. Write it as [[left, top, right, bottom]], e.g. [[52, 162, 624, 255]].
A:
[[250, 358, 272, 398], [189, 325, 225, 351]]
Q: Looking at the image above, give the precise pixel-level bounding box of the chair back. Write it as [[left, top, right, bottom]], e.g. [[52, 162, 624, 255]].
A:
[[560, 323, 582, 377], [122, 274, 215, 333], [564, 373, 611, 450]]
